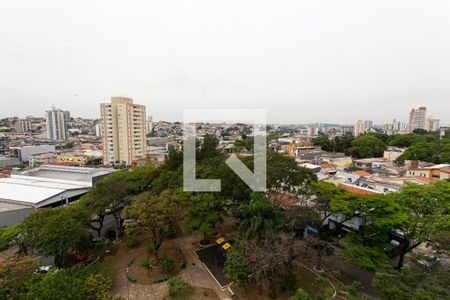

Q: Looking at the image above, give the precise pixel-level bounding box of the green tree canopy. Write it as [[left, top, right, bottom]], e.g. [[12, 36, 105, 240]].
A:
[[397, 139, 450, 164], [237, 193, 281, 241], [125, 189, 179, 257], [179, 192, 224, 238], [21, 269, 112, 300], [83, 172, 130, 240], [387, 181, 450, 269], [373, 255, 450, 300], [313, 134, 333, 152], [349, 135, 386, 158], [389, 133, 438, 148]]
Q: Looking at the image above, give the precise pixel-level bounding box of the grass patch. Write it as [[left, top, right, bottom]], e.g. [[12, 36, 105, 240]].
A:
[[294, 266, 334, 298]]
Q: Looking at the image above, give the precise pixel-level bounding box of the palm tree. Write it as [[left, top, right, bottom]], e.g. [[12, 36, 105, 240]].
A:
[[238, 193, 280, 241]]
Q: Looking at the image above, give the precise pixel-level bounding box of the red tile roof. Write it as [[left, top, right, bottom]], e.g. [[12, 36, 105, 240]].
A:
[[339, 183, 380, 195], [408, 176, 436, 184], [353, 170, 372, 177], [320, 163, 337, 169], [440, 168, 450, 174]]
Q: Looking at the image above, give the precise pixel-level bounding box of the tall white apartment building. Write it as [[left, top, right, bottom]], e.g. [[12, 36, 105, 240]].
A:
[[354, 120, 365, 136], [364, 120, 373, 132], [408, 106, 427, 132], [45, 108, 68, 140], [15, 119, 32, 132], [100, 97, 147, 165], [426, 117, 440, 132]]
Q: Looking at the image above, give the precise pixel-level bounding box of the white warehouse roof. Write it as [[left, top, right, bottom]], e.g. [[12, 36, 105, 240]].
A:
[[0, 176, 89, 206]]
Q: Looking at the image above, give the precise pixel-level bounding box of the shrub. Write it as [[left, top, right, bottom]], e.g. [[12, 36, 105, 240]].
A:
[[290, 288, 309, 300], [141, 258, 153, 276], [158, 256, 175, 274], [126, 236, 140, 248], [168, 277, 192, 297]]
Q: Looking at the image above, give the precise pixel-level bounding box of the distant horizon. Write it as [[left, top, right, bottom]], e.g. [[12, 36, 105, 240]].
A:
[[2, 106, 449, 128]]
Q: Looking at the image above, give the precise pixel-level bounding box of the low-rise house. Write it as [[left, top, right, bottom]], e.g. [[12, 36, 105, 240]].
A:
[[29, 152, 57, 167], [383, 147, 405, 161], [56, 153, 89, 166], [406, 164, 450, 181]]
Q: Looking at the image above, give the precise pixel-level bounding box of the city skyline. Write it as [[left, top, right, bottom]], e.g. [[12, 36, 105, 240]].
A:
[[1, 102, 448, 127], [1, 1, 450, 124]]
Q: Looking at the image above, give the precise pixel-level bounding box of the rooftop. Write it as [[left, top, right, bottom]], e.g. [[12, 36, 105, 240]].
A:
[[15, 165, 114, 183], [0, 201, 34, 212], [353, 170, 372, 177], [0, 176, 89, 205], [339, 183, 383, 195]]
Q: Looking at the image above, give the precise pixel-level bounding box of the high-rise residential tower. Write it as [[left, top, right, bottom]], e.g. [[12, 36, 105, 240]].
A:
[[100, 97, 147, 165], [354, 120, 365, 136], [45, 108, 68, 140], [426, 117, 440, 132], [408, 106, 427, 132], [354, 120, 373, 136], [15, 119, 32, 132]]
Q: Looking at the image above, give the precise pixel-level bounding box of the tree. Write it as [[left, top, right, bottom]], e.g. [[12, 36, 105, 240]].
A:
[[397, 139, 450, 164], [223, 242, 253, 288], [165, 148, 183, 171], [225, 234, 305, 298], [234, 136, 254, 152], [237, 193, 281, 241], [331, 193, 405, 246], [125, 189, 179, 258], [387, 181, 450, 270], [349, 135, 386, 158], [0, 256, 38, 299], [0, 225, 25, 253], [198, 134, 220, 160], [340, 233, 391, 271], [389, 133, 438, 148], [412, 128, 429, 135], [84, 172, 130, 240], [334, 133, 354, 154], [19, 206, 91, 267], [281, 205, 320, 237], [21, 269, 112, 300], [373, 255, 450, 299], [266, 151, 317, 195], [125, 165, 160, 194], [309, 182, 348, 236], [180, 192, 224, 240], [313, 134, 332, 152]]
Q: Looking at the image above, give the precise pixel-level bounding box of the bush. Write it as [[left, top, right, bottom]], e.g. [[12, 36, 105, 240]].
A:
[[158, 256, 175, 274], [290, 288, 309, 300], [141, 258, 152, 276], [126, 236, 140, 248], [168, 277, 192, 297]]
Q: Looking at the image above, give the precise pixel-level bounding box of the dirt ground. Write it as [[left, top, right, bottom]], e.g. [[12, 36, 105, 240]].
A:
[[102, 233, 185, 290], [170, 287, 220, 300], [99, 227, 231, 299]]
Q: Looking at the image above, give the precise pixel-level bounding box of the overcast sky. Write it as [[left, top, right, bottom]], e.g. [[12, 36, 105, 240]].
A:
[[0, 0, 449, 124]]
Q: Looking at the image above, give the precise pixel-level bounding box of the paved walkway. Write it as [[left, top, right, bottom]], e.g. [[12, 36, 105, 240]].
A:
[[175, 235, 233, 300]]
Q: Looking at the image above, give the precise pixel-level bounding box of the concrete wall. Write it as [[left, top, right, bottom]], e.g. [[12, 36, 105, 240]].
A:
[[0, 207, 34, 227], [18, 145, 56, 162], [0, 157, 20, 168]]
